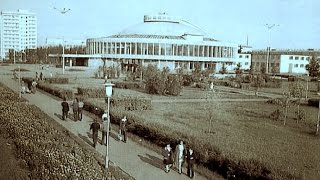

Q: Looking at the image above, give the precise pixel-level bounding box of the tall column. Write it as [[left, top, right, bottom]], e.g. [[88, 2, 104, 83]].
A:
[[152, 43, 154, 56], [187, 45, 190, 56]]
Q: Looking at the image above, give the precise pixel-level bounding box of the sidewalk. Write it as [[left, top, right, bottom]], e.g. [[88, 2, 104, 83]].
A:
[[1, 75, 208, 180]]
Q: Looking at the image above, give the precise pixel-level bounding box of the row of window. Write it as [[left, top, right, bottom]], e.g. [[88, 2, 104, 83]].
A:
[[89, 42, 235, 58], [294, 64, 305, 68], [239, 55, 250, 58], [289, 56, 310, 60]]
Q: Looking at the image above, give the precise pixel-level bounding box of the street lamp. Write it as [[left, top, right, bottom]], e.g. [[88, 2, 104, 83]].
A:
[[103, 79, 114, 171], [265, 24, 279, 74], [62, 37, 65, 74]]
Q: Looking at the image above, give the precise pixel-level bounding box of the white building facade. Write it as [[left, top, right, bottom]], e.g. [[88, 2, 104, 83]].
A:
[[251, 50, 320, 74], [0, 9, 37, 60], [86, 14, 238, 73]]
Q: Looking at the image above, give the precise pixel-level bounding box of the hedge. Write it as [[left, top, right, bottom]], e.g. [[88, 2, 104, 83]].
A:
[[308, 98, 320, 107], [114, 81, 144, 89], [77, 87, 105, 98], [22, 77, 73, 100], [44, 77, 69, 84], [112, 95, 152, 111]]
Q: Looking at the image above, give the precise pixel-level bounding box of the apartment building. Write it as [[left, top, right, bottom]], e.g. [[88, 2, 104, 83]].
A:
[[0, 9, 37, 60]]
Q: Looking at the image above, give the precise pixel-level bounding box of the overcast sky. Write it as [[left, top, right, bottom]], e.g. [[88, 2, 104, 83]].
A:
[[1, 0, 319, 49]]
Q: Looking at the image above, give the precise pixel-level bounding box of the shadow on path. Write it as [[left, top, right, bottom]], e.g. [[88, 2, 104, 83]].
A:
[[138, 154, 163, 170], [78, 133, 94, 147], [54, 113, 64, 120]]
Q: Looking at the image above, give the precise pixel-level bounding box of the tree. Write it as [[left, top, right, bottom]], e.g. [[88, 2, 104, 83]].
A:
[[305, 56, 320, 78], [271, 65, 278, 79], [204, 90, 219, 134], [235, 62, 242, 75], [260, 63, 266, 74], [219, 63, 227, 74], [192, 62, 202, 82], [289, 82, 305, 123]]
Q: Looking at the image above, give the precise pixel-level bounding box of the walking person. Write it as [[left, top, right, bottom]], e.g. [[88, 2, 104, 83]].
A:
[[90, 118, 101, 148], [119, 116, 127, 143], [61, 98, 69, 120], [162, 144, 173, 173], [39, 72, 43, 81], [31, 79, 37, 94], [72, 98, 79, 121], [186, 148, 195, 178], [35, 72, 38, 80], [175, 140, 186, 174], [101, 111, 109, 145], [78, 98, 84, 121]]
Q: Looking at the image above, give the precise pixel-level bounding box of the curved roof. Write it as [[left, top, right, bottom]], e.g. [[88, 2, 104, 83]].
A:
[[120, 21, 205, 37]]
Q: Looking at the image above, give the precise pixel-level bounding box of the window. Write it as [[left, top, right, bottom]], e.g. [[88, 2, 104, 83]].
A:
[[245, 62, 249, 65], [239, 55, 243, 58], [300, 64, 304, 68], [295, 56, 299, 60], [294, 64, 298, 68], [301, 57, 304, 60], [306, 57, 310, 61], [289, 56, 293, 60], [245, 55, 249, 58]]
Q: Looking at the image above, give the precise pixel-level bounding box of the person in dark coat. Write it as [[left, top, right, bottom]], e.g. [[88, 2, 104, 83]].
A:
[[162, 144, 173, 173], [90, 118, 101, 148], [78, 98, 84, 121], [39, 72, 43, 80], [119, 116, 127, 143], [61, 98, 69, 120], [186, 148, 195, 178], [72, 98, 79, 121]]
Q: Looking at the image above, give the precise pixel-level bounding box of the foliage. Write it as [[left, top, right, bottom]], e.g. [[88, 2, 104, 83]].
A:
[[308, 98, 320, 107], [114, 81, 144, 89], [192, 62, 202, 82], [144, 65, 182, 96], [219, 63, 227, 74], [305, 56, 320, 78], [45, 77, 69, 84], [235, 63, 242, 75]]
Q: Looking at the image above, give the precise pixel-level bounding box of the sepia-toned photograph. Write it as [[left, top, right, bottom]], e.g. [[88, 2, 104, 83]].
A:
[[0, 0, 319, 179]]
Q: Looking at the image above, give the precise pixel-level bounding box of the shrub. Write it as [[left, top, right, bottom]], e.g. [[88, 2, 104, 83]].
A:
[[308, 98, 319, 107], [77, 87, 105, 98], [111, 95, 152, 111], [114, 81, 144, 89], [182, 75, 194, 86], [44, 77, 69, 84]]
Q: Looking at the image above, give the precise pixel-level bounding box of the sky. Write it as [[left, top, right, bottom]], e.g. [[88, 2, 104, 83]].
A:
[[1, 0, 319, 49]]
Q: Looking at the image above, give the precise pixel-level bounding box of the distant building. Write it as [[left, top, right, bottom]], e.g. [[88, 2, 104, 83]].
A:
[[86, 13, 238, 73], [251, 49, 320, 74], [0, 9, 37, 61], [234, 45, 252, 71]]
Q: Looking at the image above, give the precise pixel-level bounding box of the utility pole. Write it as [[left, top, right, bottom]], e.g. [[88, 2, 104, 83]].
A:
[[265, 24, 279, 74]]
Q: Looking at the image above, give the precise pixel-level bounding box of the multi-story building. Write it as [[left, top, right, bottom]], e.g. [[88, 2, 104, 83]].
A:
[[251, 49, 320, 74], [0, 9, 37, 61]]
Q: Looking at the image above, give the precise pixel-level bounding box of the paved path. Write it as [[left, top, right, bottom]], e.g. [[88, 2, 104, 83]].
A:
[[1, 75, 209, 180]]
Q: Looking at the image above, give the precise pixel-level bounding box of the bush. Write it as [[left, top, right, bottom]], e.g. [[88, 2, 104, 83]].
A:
[[114, 81, 144, 89], [44, 77, 69, 84], [182, 75, 194, 86], [111, 95, 152, 111], [77, 87, 105, 98], [308, 98, 319, 107]]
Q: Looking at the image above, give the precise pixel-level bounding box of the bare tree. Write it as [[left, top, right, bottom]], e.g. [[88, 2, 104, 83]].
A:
[[204, 89, 219, 134]]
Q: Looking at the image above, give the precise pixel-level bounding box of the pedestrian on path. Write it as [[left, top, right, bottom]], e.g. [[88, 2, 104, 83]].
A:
[[101, 111, 109, 145], [72, 98, 79, 121], [119, 116, 127, 143], [35, 72, 38, 80], [31, 79, 37, 94], [21, 80, 26, 94], [40, 72, 43, 81], [175, 140, 186, 174], [78, 98, 84, 121], [90, 118, 101, 148], [61, 98, 69, 120], [163, 144, 173, 173], [186, 148, 195, 178]]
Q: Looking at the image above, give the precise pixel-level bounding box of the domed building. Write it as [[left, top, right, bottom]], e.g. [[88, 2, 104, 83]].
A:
[[86, 13, 238, 73]]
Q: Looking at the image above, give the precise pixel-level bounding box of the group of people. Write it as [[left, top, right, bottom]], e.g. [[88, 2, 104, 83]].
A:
[[163, 141, 196, 178], [61, 97, 84, 121], [21, 79, 37, 94], [89, 111, 128, 148]]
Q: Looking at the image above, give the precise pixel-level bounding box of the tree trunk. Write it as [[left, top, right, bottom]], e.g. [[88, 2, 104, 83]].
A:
[[316, 99, 320, 135]]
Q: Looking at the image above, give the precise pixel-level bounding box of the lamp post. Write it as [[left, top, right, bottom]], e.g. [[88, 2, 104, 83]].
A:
[[62, 37, 65, 74], [265, 24, 279, 74], [103, 80, 114, 171]]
